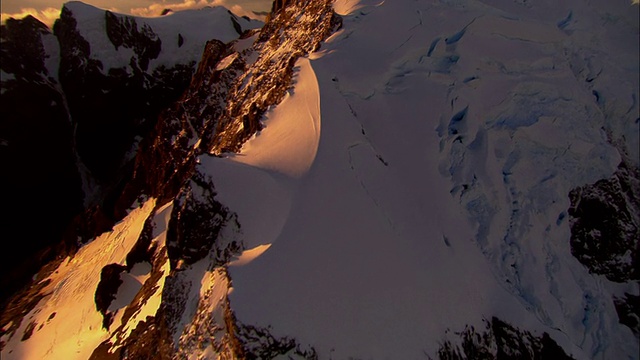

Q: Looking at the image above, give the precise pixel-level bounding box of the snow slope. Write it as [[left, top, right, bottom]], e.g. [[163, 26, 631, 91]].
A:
[[0, 199, 157, 360], [204, 0, 639, 359]]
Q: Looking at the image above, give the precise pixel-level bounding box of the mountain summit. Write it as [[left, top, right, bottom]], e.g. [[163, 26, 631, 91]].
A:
[[1, 0, 638, 359]]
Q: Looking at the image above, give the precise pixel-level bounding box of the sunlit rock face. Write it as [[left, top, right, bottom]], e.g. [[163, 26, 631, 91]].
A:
[[1, 0, 639, 359]]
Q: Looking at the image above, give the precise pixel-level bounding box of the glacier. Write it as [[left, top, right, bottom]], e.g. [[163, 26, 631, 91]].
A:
[[215, 0, 639, 359]]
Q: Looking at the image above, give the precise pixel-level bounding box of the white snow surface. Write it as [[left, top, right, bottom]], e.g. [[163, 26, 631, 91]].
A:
[[204, 0, 639, 359]]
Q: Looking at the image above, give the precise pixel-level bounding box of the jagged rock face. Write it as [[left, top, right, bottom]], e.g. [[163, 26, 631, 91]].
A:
[[5, 1, 341, 354], [0, 16, 52, 78], [94, 263, 128, 329], [167, 172, 241, 269], [435, 317, 574, 360], [104, 11, 162, 71], [270, 0, 297, 15], [234, 322, 318, 360], [125, 0, 341, 205], [568, 160, 640, 282], [0, 15, 83, 305]]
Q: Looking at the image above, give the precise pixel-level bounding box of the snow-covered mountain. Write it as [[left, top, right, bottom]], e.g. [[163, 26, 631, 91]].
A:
[[0, 1, 261, 306], [1, 0, 638, 359]]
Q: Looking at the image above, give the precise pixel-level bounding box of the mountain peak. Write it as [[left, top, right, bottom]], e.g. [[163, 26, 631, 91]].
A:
[[1, 0, 638, 359]]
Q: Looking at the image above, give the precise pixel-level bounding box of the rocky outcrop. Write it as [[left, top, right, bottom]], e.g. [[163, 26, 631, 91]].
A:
[[270, 0, 295, 15], [235, 322, 318, 359], [122, 38, 238, 206], [89, 2, 343, 358], [166, 171, 241, 269], [121, 0, 343, 240], [433, 317, 574, 360], [95, 263, 128, 329], [568, 160, 640, 282], [104, 11, 161, 70]]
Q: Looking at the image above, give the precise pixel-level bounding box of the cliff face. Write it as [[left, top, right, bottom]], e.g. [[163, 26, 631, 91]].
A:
[[0, 15, 83, 303]]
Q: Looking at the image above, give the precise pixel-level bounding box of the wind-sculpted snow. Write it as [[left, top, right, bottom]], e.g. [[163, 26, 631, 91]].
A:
[[232, 58, 321, 178], [200, 56, 320, 268]]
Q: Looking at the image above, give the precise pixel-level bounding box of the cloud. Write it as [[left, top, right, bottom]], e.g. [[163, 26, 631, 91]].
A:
[[130, 0, 263, 19], [1, 7, 61, 28]]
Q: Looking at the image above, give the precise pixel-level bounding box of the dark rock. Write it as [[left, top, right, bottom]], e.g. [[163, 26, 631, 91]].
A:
[[614, 293, 640, 336], [166, 170, 240, 268], [568, 160, 640, 282], [120, 38, 236, 207], [270, 0, 297, 15], [0, 16, 50, 78], [90, 317, 174, 360], [95, 263, 128, 329], [235, 321, 318, 359], [0, 277, 52, 346], [433, 317, 575, 360], [104, 11, 162, 70], [0, 15, 83, 306]]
